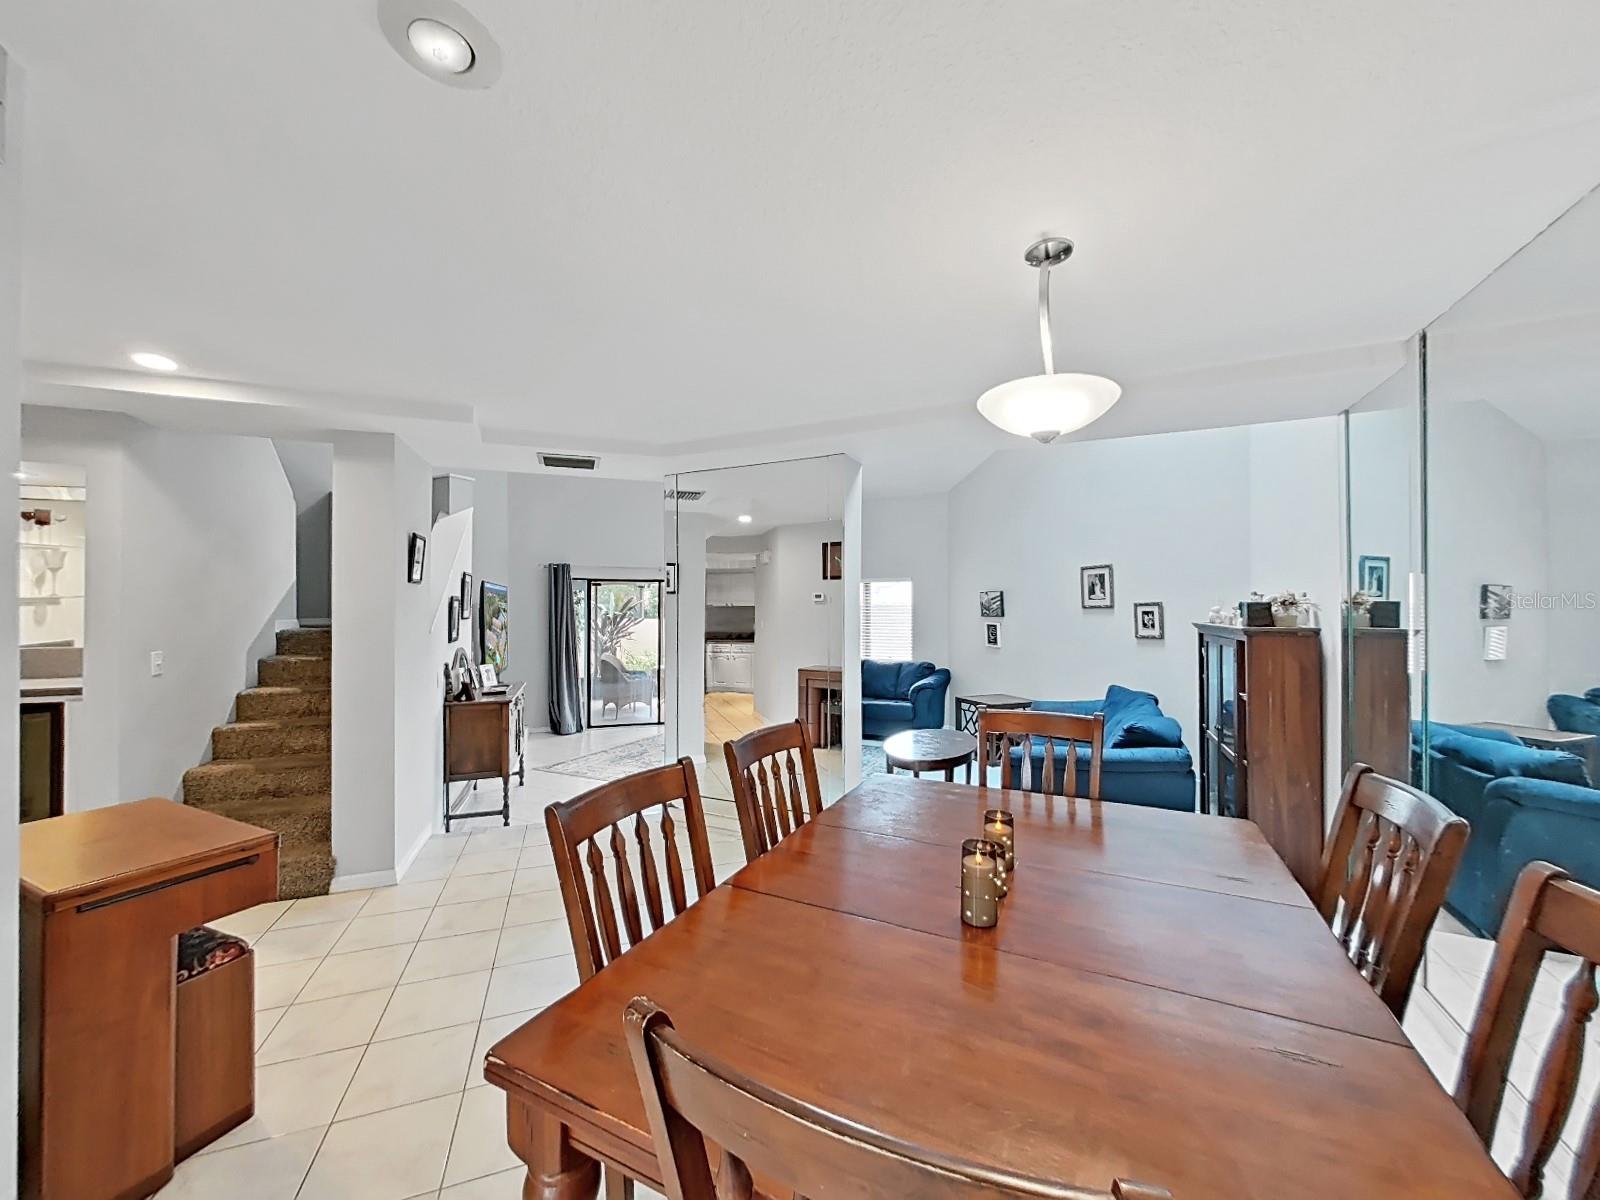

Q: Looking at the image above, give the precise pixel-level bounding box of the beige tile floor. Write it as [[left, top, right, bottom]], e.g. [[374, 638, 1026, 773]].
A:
[[700, 691, 848, 804], [158, 732, 737, 1200]]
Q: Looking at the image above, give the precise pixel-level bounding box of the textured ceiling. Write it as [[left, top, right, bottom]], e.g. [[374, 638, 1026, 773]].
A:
[[6, 1, 1600, 488]]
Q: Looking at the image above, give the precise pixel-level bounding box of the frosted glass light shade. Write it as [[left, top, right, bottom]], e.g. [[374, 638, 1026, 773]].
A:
[[976, 372, 1121, 443], [407, 18, 475, 74]]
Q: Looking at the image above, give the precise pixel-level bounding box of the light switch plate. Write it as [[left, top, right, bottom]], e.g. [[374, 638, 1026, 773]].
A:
[[150, 650, 164, 676], [812, 592, 826, 604]]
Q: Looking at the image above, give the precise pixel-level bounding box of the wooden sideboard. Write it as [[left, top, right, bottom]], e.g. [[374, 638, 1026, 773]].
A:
[[797, 666, 843, 749], [1196, 623, 1325, 891], [444, 681, 526, 831], [20, 799, 278, 1200]]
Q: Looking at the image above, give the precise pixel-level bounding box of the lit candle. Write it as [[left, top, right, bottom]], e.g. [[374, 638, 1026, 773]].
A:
[[961, 838, 1000, 928], [984, 809, 1016, 871], [983, 837, 1009, 898]]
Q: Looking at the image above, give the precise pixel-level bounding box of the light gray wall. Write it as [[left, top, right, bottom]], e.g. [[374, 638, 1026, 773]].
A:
[[1, 45, 25, 1178], [274, 439, 332, 621], [22, 407, 297, 807], [470, 469, 511, 602], [504, 472, 664, 729], [665, 511, 711, 761], [1546, 437, 1600, 700], [751, 521, 845, 724], [862, 492, 951, 684]]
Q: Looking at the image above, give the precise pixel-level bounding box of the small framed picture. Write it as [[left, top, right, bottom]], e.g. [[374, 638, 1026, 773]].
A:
[[1358, 555, 1390, 599], [447, 596, 461, 643], [979, 590, 1005, 619], [1081, 564, 1114, 609], [1133, 601, 1165, 640], [460, 571, 473, 615], [477, 663, 500, 690], [666, 562, 678, 595], [822, 541, 843, 581], [983, 620, 1002, 648], [1480, 583, 1513, 621], [407, 533, 427, 584]]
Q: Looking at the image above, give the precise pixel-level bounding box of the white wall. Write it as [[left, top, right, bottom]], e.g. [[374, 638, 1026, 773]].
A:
[[21, 407, 296, 807], [1427, 401, 1551, 728], [861, 493, 951, 681], [1545, 437, 1600, 700], [392, 440, 439, 873], [274, 439, 332, 620], [470, 468, 511, 599], [748, 521, 845, 725], [504, 472, 664, 729], [665, 512, 711, 761], [1, 45, 25, 1184]]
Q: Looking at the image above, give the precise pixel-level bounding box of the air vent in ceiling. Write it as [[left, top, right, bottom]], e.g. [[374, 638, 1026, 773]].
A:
[[538, 452, 598, 471], [664, 488, 706, 502]]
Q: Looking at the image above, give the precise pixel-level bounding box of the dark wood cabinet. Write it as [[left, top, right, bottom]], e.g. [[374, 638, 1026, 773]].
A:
[[443, 682, 526, 831], [1196, 624, 1325, 891], [1345, 627, 1411, 782]]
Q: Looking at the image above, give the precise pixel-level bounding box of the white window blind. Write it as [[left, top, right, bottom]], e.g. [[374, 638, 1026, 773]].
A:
[[861, 580, 914, 661]]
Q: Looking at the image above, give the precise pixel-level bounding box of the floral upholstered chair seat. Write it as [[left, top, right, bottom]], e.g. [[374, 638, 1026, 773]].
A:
[[176, 926, 249, 983]]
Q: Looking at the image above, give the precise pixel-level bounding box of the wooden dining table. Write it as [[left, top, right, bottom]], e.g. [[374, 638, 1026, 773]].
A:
[[486, 774, 1517, 1199]]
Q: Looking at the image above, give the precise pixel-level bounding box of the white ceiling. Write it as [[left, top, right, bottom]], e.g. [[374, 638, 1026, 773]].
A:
[[7, 2, 1600, 491]]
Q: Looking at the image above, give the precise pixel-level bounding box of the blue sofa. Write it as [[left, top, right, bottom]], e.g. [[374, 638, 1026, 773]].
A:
[[1549, 689, 1600, 737], [1415, 721, 1599, 935], [862, 660, 951, 739], [1004, 686, 1196, 812]]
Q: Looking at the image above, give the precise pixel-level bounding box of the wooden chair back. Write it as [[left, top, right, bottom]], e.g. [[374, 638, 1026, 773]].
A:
[[624, 997, 1172, 1200], [1455, 862, 1600, 1199], [979, 709, 1105, 800], [1315, 763, 1469, 1019], [724, 720, 823, 863], [545, 758, 715, 981]]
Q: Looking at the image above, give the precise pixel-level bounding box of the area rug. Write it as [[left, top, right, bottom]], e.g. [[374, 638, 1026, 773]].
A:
[[545, 732, 667, 781], [860, 742, 887, 777]]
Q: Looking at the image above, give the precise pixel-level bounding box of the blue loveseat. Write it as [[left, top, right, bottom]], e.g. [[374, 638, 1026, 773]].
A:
[[1415, 720, 1600, 936], [1549, 688, 1600, 737], [862, 660, 951, 739], [1004, 686, 1196, 811]]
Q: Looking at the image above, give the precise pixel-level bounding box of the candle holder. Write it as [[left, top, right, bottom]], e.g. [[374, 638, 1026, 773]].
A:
[[960, 838, 1000, 928], [981, 837, 1009, 898], [983, 809, 1016, 871]]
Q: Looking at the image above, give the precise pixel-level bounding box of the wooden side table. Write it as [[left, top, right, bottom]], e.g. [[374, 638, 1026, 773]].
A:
[[954, 693, 1032, 737], [883, 728, 978, 782], [797, 666, 843, 749], [444, 681, 526, 830]]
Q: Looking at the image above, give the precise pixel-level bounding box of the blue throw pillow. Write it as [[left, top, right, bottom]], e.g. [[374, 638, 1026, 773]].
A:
[[861, 660, 899, 701], [1114, 714, 1185, 749], [1585, 687, 1600, 706], [1437, 734, 1590, 788], [1101, 684, 1164, 747]]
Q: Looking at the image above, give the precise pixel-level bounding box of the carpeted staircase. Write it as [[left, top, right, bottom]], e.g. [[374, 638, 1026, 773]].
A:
[[183, 627, 334, 899]]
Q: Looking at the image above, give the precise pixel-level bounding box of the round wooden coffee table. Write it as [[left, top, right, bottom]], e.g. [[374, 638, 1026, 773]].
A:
[[883, 728, 979, 783]]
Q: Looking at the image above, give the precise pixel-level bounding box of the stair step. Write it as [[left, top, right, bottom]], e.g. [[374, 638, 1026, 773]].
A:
[[258, 655, 331, 687], [182, 754, 331, 805], [187, 793, 331, 849], [276, 627, 332, 658], [212, 717, 331, 760], [236, 686, 330, 720], [279, 843, 337, 901]]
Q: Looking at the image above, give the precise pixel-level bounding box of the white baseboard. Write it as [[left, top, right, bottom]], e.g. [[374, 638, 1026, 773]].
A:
[[332, 825, 434, 892], [394, 824, 434, 883]]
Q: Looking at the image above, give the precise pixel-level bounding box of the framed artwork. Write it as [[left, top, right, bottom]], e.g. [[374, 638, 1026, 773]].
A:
[[407, 533, 426, 584], [1133, 602, 1165, 640], [979, 590, 1005, 619], [822, 541, 843, 580], [447, 596, 461, 643], [1358, 555, 1390, 599], [1080, 564, 1114, 609], [460, 571, 473, 615], [1480, 583, 1513, 621], [983, 621, 1002, 648], [665, 562, 678, 595], [479, 580, 509, 671], [477, 663, 500, 690]]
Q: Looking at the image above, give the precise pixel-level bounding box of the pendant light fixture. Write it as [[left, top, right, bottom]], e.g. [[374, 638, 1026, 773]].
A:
[[976, 237, 1121, 443]]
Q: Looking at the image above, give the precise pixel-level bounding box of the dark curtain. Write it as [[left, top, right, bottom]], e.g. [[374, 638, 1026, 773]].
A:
[[548, 563, 585, 734]]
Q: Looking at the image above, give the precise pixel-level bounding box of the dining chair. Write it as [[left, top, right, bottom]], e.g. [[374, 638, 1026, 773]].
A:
[[1314, 763, 1469, 1020], [724, 720, 823, 863], [1454, 862, 1600, 1199], [624, 997, 1172, 1200], [545, 757, 716, 983], [978, 709, 1106, 800]]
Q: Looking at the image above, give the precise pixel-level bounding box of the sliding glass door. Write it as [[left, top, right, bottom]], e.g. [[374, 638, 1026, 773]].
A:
[[579, 579, 663, 726]]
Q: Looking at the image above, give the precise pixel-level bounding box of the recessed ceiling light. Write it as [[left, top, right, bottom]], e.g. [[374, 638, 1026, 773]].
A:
[[406, 18, 474, 74], [378, 0, 502, 89], [130, 351, 178, 372], [737, 514, 753, 524]]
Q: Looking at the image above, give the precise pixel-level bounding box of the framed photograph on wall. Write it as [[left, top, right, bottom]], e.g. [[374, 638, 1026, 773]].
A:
[[979, 590, 1005, 619], [822, 541, 843, 580], [1133, 601, 1165, 640], [407, 533, 426, 584], [1358, 555, 1390, 599], [665, 562, 678, 595], [447, 596, 461, 643], [1080, 564, 1114, 609], [983, 620, 1002, 648], [1480, 583, 1513, 621], [460, 571, 473, 615]]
